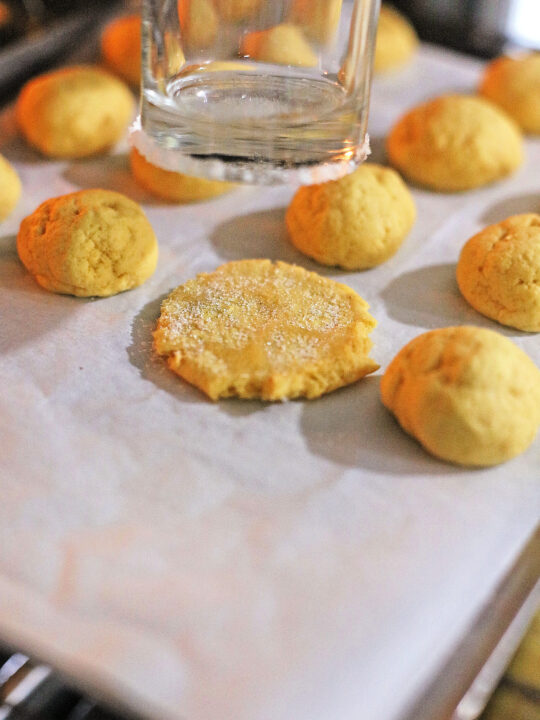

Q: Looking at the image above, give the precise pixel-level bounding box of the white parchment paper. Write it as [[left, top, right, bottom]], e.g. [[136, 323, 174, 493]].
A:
[[0, 45, 539, 720]]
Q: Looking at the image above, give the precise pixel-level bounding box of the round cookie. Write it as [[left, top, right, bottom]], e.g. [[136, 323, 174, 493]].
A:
[[153, 259, 379, 400], [381, 326, 540, 466], [479, 54, 540, 135], [286, 163, 416, 270], [0, 154, 21, 222], [16, 65, 133, 159], [374, 5, 418, 73], [130, 148, 234, 202], [17, 189, 158, 297], [457, 214, 540, 332], [240, 24, 317, 67], [101, 14, 142, 87], [387, 94, 523, 191]]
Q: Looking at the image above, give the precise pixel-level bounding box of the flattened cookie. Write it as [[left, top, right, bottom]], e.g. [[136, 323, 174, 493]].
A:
[[381, 326, 540, 466], [375, 5, 418, 73], [16, 65, 133, 158], [130, 148, 234, 202], [0, 154, 21, 222], [17, 189, 158, 297], [480, 54, 540, 135], [286, 163, 416, 270], [240, 24, 317, 67], [154, 259, 379, 400], [387, 94, 523, 191], [457, 214, 540, 332]]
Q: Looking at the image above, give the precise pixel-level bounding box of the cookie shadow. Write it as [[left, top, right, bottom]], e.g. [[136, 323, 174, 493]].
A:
[[210, 207, 298, 262], [209, 207, 344, 277], [381, 263, 475, 328], [0, 109, 48, 164], [382, 262, 535, 337], [300, 376, 458, 474], [480, 192, 540, 225], [127, 293, 209, 405], [128, 293, 298, 415], [0, 234, 84, 351], [62, 154, 161, 204], [0, 133, 49, 165]]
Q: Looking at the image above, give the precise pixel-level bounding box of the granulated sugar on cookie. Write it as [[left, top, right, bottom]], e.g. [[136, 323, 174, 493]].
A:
[[154, 259, 379, 400]]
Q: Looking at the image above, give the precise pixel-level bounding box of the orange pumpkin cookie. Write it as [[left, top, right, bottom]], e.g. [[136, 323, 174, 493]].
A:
[[101, 14, 142, 87], [480, 54, 540, 134], [387, 94, 523, 191], [130, 148, 234, 202], [381, 326, 540, 466], [457, 214, 540, 332], [0, 154, 21, 222], [17, 190, 158, 297], [286, 163, 416, 270], [154, 259, 379, 400], [16, 65, 133, 158]]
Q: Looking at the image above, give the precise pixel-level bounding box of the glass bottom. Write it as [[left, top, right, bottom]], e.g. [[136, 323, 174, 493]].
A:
[[133, 68, 370, 185]]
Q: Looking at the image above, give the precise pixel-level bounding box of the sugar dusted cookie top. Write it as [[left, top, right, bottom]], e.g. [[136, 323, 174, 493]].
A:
[[480, 54, 540, 135], [286, 163, 416, 270], [154, 259, 379, 400], [387, 94, 523, 191], [17, 189, 158, 297], [16, 65, 133, 159], [375, 5, 418, 73], [457, 214, 540, 332], [381, 326, 540, 466], [0, 154, 21, 222]]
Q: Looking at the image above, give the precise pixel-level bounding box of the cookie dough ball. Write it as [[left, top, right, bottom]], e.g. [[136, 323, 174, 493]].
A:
[[16, 66, 134, 159], [130, 148, 234, 202], [375, 5, 418, 72], [240, 24, 317, 67], [17, 189, 158, 297], [154, 259, 379, 400], [0, 154, 21, 222], [480, 54, 540, 135], [288, 0, 342, 43], [387, 94, 523, 191], [286, 163, 416, 270], [381, 326, 540, 466], [457, 214, 540, 332], [178, 0, 218, 50], [101, 14, 142, 87]]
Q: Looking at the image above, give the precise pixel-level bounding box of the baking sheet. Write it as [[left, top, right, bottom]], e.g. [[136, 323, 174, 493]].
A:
[[0, 44, 539, 720]]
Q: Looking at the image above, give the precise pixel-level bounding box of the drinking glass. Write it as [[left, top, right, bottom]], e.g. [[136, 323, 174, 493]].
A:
[[132, 0, 380, 184]]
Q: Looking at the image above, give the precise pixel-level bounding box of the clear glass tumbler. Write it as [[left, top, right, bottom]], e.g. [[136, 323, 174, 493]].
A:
[[132, 0, 380, 184]]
